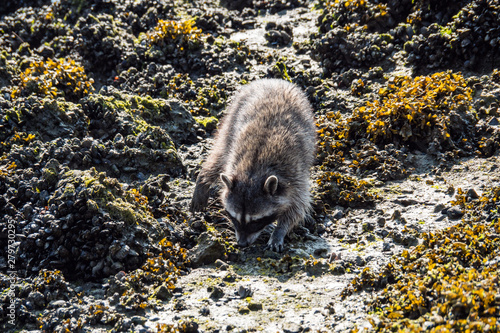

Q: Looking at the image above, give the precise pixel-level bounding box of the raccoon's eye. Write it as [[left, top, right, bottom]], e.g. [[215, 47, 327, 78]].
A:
[[243, 213, 278, 233]]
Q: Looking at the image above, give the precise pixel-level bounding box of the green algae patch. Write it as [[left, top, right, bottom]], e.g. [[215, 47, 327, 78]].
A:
[[342, 187, 500, 332], [194, 116, 218, 131], [107, 197, 152, 226], [53, 168, 158, 229], [86, 89, 193, 143]]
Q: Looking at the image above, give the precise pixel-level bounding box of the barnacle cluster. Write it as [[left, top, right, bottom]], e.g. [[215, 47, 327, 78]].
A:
[[147, 19, 202, 48], [11, 58, 94, 100], [116, 238, 188, 310], [342, 187, 500, 332], [406, 1, 500, 69]]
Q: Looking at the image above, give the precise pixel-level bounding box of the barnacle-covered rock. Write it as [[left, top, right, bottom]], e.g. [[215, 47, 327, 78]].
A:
[[8, 168, 165, 279], [408, 1, 500, 69], [313, 171, 378, 211], [343, 186, 500, 331], [188, 231, 227, 268], [83, 87, 194, 144]]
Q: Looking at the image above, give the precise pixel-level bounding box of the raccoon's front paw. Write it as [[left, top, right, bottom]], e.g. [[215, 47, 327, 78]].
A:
[[266, 236, 285, 253], [190, 183, 210, 212], [190, 195, 208, 212]]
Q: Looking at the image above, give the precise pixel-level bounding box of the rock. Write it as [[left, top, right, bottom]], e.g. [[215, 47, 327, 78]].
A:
[[443, 207, 464, 220], [238, 285, 253, 298], [209, 286, 224, 300], [248, 302, 263, 311], [362, 222, 375, 232], [200, 307, 210, 316], [27, 291, 45, 308], [283, 322, 303, 333], [153, 284, 173, 301], [188, 232, 226, 268], [332, 209, 344, 220], [238, 306, 250, 314], [355, 256, 366, 267], [467, 188, 479, 199], [391, 210, 401, 221], [433, 204, 446, 213], [488, 117, 499, 126], [214, 259, 229, 270]]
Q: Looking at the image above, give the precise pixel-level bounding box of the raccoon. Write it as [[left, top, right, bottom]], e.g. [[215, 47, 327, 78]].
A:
[[190, 79, 316, 252]]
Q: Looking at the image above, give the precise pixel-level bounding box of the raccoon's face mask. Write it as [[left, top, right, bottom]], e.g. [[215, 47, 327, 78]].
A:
[[226, 210, 278, 247], [220, 173, 280, 247]]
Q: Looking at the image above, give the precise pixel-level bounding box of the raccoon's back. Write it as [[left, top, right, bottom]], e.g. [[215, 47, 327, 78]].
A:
[[224, 79, 316, 182]]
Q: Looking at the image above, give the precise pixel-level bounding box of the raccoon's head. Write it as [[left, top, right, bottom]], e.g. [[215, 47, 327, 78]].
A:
[[220, 173, 286, 247]]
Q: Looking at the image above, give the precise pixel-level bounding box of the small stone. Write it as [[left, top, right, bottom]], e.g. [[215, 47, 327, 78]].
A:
[[446, 185, 455, 195], [433, 204, 446, 213], [153, 284, 172, 301], [248, 302, 263, 311], [467, 188, 479, 199], [209, 286, 224, 300], [325, 302, 335, 315], [238, 306, 250, 314], [362, 222, 375, 232], [488, 117, 499, 126], [377, 217, 386, 227], [355, 255, 366, 267], [214, 259, 229, 270], [283, 322, 303, 333], [238, 285, 253, 298], [391, 210, 401, 221], [445, 207, 464, 220], [200, 307, 210, 316], [332, 209, 344, 220], [382, 242, 392, 252]]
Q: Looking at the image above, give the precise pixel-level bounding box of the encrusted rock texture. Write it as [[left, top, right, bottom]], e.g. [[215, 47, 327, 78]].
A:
[[1, 0, 499, 332]]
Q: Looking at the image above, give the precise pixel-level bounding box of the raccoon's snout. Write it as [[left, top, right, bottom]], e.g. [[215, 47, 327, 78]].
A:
[[237, 238, 249, 247], [234, 229, 262, 248], [234, 230, 249, 247]]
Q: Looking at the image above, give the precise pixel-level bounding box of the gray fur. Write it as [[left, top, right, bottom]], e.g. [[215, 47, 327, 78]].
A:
[[191, 79, 316, 252]]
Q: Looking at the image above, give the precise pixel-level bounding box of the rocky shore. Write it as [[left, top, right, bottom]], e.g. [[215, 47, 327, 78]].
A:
[[1, 0, 499, 332]]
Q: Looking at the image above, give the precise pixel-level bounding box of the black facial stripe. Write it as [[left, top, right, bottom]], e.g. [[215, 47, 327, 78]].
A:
[[225, 208, 278, 234], [242, 213, 278, 233]]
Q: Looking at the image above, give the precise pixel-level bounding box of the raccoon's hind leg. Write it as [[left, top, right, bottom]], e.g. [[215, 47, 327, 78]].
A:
[[266, 209, 303, 252]]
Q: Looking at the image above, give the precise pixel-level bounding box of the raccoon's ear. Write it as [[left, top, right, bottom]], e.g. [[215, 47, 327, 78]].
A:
[[220, 173, 233, 189], [264, 175, 278, 195]]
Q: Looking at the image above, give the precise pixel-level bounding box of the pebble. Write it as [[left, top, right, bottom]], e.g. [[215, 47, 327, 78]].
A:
[[283, 322, 303, 333]]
